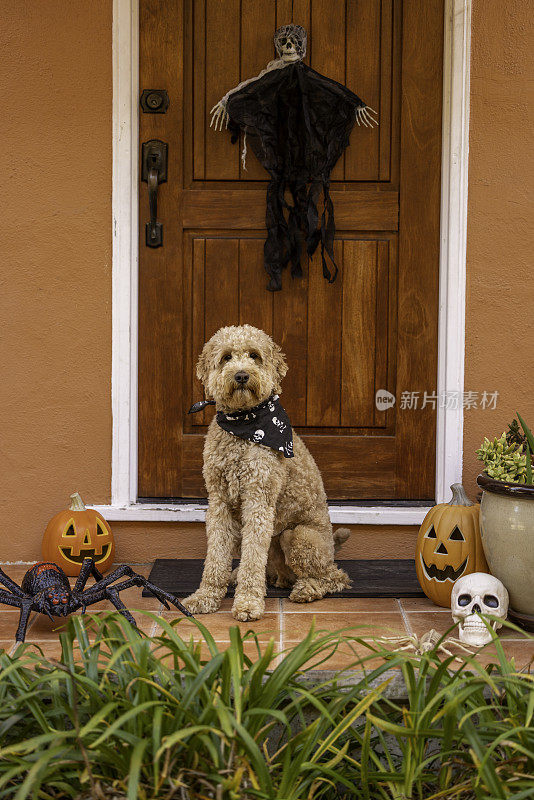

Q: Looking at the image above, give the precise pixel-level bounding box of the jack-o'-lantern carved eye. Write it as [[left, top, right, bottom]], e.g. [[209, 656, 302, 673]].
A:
[[448, 526, 465, 542], [425, 525, 437, 539], [96, 521, 108, 536], [63, 523, 76, 537]]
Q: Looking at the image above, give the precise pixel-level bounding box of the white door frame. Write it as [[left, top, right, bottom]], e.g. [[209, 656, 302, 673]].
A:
[[94, 0, 471, 524]]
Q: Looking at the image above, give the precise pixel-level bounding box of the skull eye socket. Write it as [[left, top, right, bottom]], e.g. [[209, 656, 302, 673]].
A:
[[448, 526, 465, 542], [425, 525, 437, 539], [458, 594, 472, 607], [484, 594, 499, 608]]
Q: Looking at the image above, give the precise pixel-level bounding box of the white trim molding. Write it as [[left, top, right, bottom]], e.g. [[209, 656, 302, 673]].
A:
[[111, 0, 139, 508], [100, 0, 470, 525], [435, 0, 471, 504]]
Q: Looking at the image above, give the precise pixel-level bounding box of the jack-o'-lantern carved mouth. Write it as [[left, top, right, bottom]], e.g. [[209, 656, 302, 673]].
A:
[[420, 554, 468, 583], [60, 545, 111, 565]]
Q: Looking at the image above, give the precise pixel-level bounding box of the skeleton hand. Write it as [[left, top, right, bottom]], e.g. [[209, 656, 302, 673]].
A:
[[356, 105, 379, 128], [210, 99, 229, 131]]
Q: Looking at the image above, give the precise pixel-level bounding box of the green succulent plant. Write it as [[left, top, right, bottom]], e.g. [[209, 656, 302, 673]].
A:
[[477, 413, 534, 484]]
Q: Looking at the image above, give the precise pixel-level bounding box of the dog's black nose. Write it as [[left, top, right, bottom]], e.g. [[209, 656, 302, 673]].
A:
[[234, 371, 249, 384]]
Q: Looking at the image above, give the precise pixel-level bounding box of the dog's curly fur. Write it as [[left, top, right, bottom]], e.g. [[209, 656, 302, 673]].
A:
[[183, 324, 351, 621]]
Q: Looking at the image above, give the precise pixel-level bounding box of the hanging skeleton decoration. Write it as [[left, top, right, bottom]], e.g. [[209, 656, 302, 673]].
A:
[[210, 24, 378, 291]]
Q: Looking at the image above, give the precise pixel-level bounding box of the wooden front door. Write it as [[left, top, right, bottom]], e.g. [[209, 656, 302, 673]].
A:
[[138, 0, 443, 501]]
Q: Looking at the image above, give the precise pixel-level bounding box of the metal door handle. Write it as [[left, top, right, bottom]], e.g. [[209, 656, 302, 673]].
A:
[[141, 139, 168, 248]]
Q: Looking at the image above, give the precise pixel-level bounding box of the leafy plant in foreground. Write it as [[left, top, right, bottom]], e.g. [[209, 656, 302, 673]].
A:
[[0, 613, 532, 799]]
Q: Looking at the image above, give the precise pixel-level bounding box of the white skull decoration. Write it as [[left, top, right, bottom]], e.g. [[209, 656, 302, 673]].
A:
[[274, 25, 307, 62], [252, 429, 265, 443], [451, 572, 509, 646]]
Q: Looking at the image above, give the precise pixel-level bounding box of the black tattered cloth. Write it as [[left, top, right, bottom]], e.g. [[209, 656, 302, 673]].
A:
[[188, 394, 294, 458], [225, 61, 367, 291]]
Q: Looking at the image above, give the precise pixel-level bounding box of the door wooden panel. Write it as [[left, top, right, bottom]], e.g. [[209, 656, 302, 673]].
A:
[[139, 0, 443, 501]]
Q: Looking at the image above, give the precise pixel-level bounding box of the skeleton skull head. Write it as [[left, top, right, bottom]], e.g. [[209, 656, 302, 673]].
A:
[[274, 24, 307, 62], [252, 429, 265, 443], [451, 572, 509, 646]]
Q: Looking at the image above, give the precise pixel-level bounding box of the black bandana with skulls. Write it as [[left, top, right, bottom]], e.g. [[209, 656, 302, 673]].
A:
[[188, 394, 294, 458]]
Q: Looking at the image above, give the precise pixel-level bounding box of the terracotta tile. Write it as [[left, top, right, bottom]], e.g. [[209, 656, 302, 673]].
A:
[[407, 612, 458, 638], [217, 597, 280, 612], [0, 611, 24, 638], [477, 639, 534, 669], [281, 640, 395, 671], [26, 609, 157, 640], [399, 597, 449, 612], [282, 597, 398, 613], [0, 565, 36, 584], [283, 612, 407, 642], [154, 611, 280, 641]]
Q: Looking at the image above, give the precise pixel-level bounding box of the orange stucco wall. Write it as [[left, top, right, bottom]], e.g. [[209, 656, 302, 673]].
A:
[[463, 1, 534, 495], [0, 1, 532, 561], [1, 1, 113, 559]]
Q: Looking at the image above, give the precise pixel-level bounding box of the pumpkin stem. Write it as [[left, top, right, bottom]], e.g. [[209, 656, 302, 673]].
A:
[[448, 483, 474, 507], [69, 492, 86, 512]]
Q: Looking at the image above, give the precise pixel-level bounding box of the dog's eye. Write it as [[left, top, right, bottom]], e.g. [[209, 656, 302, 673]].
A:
[[222, 354, 232, 362], [249, 352, 260, 361]]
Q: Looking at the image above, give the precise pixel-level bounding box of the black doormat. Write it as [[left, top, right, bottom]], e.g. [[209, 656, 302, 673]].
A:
[[144, 559, 425, 598]]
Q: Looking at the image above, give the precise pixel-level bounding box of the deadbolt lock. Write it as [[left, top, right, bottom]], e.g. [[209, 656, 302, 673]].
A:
[[140, 89, 169, 114]]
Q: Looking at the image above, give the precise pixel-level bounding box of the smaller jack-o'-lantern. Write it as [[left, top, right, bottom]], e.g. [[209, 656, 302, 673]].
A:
[[415, 483, 487, 608], [42, 493, 115, 576]]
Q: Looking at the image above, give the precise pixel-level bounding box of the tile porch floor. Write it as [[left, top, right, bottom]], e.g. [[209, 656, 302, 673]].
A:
[[1, 564, 533, 670]]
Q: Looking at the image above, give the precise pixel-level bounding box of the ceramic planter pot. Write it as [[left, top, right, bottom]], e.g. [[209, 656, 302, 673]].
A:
[[477, 473, 534, 628]]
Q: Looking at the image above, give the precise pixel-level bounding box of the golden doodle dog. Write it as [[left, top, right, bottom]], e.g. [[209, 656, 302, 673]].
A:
[[184, 324, 351, 621]]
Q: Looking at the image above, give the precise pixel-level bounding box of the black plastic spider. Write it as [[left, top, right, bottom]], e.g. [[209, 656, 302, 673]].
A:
[[0, 558, 193, 642]]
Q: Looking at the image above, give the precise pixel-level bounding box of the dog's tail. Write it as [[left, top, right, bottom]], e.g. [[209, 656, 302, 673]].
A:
[[333, 527, 350, 553]]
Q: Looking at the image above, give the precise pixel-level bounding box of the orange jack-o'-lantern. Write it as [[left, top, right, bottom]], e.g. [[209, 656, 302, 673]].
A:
[[42, 492, 115, 576], [415, 483, 487, 608]]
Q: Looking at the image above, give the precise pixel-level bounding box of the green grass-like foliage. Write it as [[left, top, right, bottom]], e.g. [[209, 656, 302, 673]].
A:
[[0, 613, 533, 799]]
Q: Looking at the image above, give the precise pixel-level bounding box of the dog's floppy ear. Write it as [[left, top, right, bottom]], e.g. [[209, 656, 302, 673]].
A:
[[272, 341, 288, 392], [196, 343, 211, 386]]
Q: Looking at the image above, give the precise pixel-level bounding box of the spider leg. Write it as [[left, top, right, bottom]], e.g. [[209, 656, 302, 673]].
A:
[[107, 575, 194, 619], [0, 589, 24, 610], [15, 598, 34, 643], [73, 557, 104, 593], [0, 568, 25, 597], [103, 587, 138, 629], [77, 566, 193, 618]]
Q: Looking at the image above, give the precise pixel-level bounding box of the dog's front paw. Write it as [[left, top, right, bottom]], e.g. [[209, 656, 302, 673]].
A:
[[232, 596, 265, 622], [289, 578, 325, 603], [183, 591, 221, 615]]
